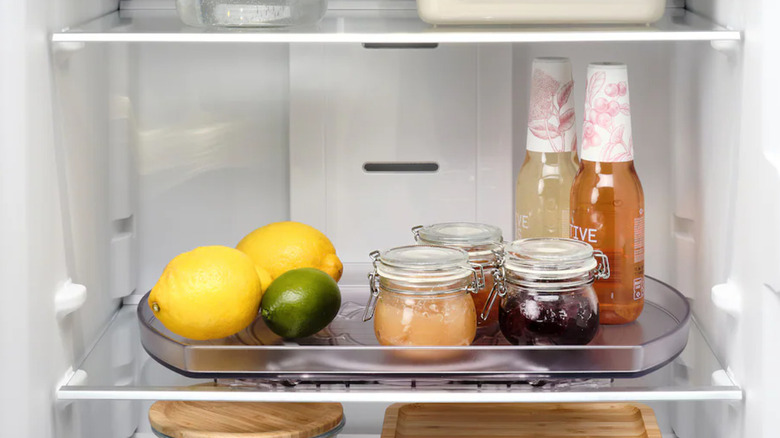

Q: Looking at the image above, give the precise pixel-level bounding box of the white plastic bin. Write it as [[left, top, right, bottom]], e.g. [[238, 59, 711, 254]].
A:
[[416, 0, 666, 25]]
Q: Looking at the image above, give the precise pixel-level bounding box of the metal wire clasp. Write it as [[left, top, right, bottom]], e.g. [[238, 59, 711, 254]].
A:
[[411, 225, 424, 242], [467, 263, 486, 294], [480, 250, 506, 321], [593, 250, 611, 280], [363, 250, 382, 322]]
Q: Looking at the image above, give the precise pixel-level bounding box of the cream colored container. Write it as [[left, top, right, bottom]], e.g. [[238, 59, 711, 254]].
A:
[[416, 0, 666, 25]]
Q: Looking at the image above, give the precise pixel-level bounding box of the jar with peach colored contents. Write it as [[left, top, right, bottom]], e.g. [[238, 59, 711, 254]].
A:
[[412, 223, 504, 332], [363, 245, 481, 347]]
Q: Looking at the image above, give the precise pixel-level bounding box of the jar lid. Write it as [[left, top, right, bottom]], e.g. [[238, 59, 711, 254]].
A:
[[414, 222, 503, 251], [504, 238, 598, 278], [374, 245, 473, 283]]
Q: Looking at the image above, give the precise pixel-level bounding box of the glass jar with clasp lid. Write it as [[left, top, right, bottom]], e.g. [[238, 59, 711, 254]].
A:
[[412, 222, 504, 332], [363, 245, 482, 346], [485, 238, 610, 346]]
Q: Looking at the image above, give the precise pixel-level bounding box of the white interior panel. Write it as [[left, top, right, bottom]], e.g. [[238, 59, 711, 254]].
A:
[[2, 0, 119, 437], [9, 0, 780, 436], [683, 1, 780, 438], [291, 44, 513, 264], [133, 44, 290, 293], [54, 43, 121, 438], [41, 9, 774, 437]]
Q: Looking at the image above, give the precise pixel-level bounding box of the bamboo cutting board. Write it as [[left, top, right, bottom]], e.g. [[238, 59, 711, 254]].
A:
[[381, 403, 662, 438], [149, 401, 343, 438]]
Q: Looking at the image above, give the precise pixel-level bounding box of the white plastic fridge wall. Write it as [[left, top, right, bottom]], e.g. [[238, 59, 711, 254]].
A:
[[65, 40, 714, 437], [681, 1, 780, 437], [0, 1, 121, 438], [130, 42, 680, 294], [3, 0, 780, 437]]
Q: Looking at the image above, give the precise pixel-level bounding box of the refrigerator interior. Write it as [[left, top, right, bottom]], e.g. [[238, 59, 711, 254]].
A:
[[2, 0, 779, 436]]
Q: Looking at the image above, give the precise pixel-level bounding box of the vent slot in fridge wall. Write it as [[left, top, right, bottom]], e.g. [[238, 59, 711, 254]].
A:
[[363, 162, 440, 172]]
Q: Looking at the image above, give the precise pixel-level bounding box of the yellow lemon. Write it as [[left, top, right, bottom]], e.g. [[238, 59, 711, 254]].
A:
[[255, 265, 273, 292], [236, 221, 343, 282], [148, 246, 262, 340]]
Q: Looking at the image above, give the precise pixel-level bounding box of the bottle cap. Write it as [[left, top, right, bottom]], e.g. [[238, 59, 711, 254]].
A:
[[526, 57, 576, 153], [581, 62, 634, 162]]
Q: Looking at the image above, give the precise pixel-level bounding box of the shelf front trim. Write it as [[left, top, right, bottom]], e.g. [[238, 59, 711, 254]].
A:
[[52, 31, 742, 44], [52, 9, 741, 44], [57, 385, 742, 402]]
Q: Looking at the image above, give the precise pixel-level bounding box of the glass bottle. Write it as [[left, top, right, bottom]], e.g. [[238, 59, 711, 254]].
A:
[[515, 57, 579, 240], [570, 62, 645, 325]]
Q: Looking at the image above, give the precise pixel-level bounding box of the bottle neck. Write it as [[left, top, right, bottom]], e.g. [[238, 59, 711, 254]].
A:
[[524, 150, 577, 162], [578, 159, 635, 173]]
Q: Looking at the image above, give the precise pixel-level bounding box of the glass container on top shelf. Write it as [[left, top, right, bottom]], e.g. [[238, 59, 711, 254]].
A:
[[175, 0, 327, 27]]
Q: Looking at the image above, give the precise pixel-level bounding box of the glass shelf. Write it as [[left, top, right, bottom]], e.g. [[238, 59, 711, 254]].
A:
[[58, 303, 741, 402], [52, 8, 740, 44]]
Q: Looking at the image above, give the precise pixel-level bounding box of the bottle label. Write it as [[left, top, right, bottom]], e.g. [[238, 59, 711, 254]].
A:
[[526, 60, 576, 153], [515, 212, 529, 239], [634, 214, 644, 263], [581, 64, 634, 162], [633, 212, 645, 301], [633, 277, 644, 301], [570, 210, 644, 301], [569, 224, 598, 244]]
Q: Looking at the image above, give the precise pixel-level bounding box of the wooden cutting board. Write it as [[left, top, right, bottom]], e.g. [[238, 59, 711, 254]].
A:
[[381, 402, 662, 438], [149, 401, 343, 438]]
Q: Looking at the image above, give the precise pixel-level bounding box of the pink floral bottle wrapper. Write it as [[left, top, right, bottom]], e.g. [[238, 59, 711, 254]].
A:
[[525, 58, 576, 153], [581, 63, 634, 162]]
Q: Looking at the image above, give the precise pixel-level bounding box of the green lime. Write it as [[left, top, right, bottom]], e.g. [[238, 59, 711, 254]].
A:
[[260, 267, 342, 339]]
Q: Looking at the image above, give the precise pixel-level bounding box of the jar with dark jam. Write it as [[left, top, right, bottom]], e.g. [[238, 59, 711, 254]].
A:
[[493, 238, 609, 346]]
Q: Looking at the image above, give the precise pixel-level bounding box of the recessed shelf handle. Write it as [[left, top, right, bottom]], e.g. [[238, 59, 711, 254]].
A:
[[363, 162, 439, 172], [362, 43, 439, 49]]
